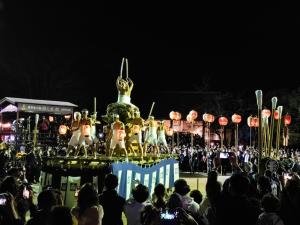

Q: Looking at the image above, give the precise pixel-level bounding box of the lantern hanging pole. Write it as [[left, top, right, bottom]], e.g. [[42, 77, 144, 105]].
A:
[[282, 113, 291, 149], [191, 120, 194, 149], [263, 118, 269, 156], [206, 122, 210, 174], [235, 123, 239, 152], [177, 122, 180, 148], [249, 125, 252, 149], [275, 106, 283, 158], [33, 114, 39, 150], [148, 102, 155, 118], [171, 127, 175, 151], [221, 126, 224, 149], [268, 97, 277, 157], [255, 90, 263, 175]]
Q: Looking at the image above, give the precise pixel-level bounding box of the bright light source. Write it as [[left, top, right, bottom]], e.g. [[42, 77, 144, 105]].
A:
[[90, 162, 99, 166], [2, 123, 11, 129], [64, 115, 71, 120]]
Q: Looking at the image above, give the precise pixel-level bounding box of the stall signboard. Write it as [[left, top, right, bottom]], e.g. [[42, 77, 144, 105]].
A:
[[18, 103, 73, 114]]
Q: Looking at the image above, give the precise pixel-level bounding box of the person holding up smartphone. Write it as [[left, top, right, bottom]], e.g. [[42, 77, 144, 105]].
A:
[[0, 193, 23, 225]]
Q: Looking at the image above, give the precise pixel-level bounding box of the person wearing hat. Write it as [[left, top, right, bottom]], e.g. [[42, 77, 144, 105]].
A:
[[109, 114, 128, 158], [143, 115, 159, 157]]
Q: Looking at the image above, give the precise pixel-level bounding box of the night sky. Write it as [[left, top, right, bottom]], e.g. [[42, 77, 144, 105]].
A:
[[1, 2, 300, 119]]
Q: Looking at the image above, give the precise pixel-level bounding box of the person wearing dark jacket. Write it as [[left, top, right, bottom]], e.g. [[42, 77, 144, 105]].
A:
[[98, 174, 125, 225]]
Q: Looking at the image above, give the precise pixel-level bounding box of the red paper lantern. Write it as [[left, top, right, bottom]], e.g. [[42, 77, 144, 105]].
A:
[[189, 110, 198, 120], [274, 110, 279, 120], [252, 117, 259, 127], [175, 112, 182, 120], [262, 109, 271, 118], [283, 113, 291, 126], [169, 111, 176, 120], [186, 114, 193, 123], [203, 113, 215, 123], [247, 116, 253, 127], [59, 125, 67, 135], [218, 116, 228, 126], [232, 114, 242, 124]]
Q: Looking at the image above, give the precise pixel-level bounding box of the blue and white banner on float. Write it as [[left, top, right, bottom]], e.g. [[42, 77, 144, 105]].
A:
[[112, 158, 179, 199]]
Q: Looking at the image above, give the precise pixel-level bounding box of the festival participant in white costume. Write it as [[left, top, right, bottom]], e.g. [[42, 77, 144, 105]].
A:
[[109, 114, 128, 158], [90, 113, 101, 158], [126, 111, 144, 158], [143, 116, 159, 156], [157, 120, 169, 154], [66, 112, 81, 157], [77, 109, 93, 157]]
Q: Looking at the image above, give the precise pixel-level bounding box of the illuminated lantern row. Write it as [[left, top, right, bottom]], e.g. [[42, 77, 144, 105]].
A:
[[218, 116, 228, 126], [283, 113, 291, 126], [169, 111, 182, 121], [247, 116, 253, 127], [169, 111, 176, 120], [232, 114, 242, 124], [186, 114, 193, 123], [175, 112, 182, 120], [203, 113, 215, 123], [252, 117, 259, 127], [247, 116, 259, 127], [189, 110, 198, 120], [262, 109, 271, 118]]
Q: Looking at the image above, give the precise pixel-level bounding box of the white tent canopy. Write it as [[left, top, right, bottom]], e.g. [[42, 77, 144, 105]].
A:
[[0, 97, 78, 115], [0, 104, 18, 113]]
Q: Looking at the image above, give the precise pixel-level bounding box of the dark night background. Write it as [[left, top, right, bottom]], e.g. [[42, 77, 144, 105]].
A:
[[1, 2, 300, 126]]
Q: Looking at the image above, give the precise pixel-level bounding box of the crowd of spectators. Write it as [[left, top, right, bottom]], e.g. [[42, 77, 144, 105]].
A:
[[1, 132, 300, 225], [1, 152, 300, 225]]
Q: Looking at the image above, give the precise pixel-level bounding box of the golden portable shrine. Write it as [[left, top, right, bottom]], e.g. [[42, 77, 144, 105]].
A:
[[39, 57, 175, 171], [34, 58, 178, 206]]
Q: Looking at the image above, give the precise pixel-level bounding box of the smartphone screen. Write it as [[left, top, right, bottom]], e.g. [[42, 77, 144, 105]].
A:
[[220, 152, 229, 159], [74, 189, 79, 197], [160, 210, 177, 220], [23, 187, 30, 199], [160, 210, 178, 225], [0, 195, 7, 205]]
